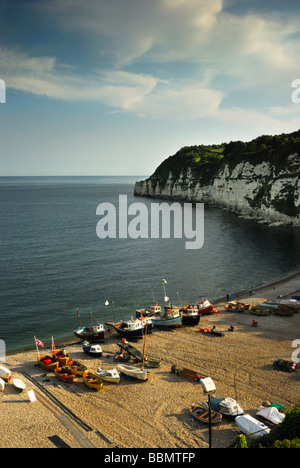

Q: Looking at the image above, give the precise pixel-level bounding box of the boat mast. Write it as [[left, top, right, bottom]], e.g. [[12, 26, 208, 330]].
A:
[[142, 323, 148, 370], [76, 308, 82, 327]]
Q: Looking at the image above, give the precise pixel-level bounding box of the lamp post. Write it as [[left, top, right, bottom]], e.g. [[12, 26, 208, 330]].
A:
[[200, 377, 216, 449]]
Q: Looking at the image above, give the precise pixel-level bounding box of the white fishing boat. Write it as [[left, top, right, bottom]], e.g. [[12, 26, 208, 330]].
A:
[[117, 363, 150, 381], [96, 367, 120, 384], [106, 317, 153, 339], [0, 364, 11, 382], [235, 414, 271, 437], [0, 377, 5, 392], [83, 342, 103, 357], [13, 378, 26, 392]]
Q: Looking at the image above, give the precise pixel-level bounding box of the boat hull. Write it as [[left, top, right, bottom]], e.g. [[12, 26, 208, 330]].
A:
[[96, 368, 120, 384], [51, 349, 70, 366], [37, 355, 59, 372], [55, 367, 75, 383], [190, 404, 222, 424], [74, 327, 105, 342], [83, 344, 103, 357], [182, 314, 201, 326], [82, 371, 104, 391], [67, 360, 88, 376], [107, 322, 153, 340], [152, 315, 182, 328], [117, 364, 150, 381]]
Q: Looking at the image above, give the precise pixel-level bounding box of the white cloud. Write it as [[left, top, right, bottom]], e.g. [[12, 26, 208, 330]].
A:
[[2, 0, 300, 131], [1, 48, 159, 110]]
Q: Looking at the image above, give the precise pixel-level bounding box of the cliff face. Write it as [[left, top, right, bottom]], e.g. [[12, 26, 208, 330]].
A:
[[134, 132, 300, 226]]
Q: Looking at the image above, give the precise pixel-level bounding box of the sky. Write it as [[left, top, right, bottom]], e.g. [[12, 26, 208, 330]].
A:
[[0, 0, 300, 176]]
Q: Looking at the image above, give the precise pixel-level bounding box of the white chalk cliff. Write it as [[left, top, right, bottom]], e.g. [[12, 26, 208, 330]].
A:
[[134, 137, 300, 227]]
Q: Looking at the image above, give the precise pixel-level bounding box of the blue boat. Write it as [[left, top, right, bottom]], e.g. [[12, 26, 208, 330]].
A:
[[151, 306, 182, 328], [82, 342, 103, 357]]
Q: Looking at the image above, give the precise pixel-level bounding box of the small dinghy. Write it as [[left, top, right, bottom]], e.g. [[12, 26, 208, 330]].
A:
[[96, 367, 120, 384], [55, 367, 75, 383], [117, 364, 150, 381], [67, 360, 88, 376], [0, 377, 5, 392], [190, 402, 222, 424], [0, 364, 11, 382], [235, 414, 271, 437], [13, 378, 26, 392], [82, 370, 104, 391], [83, 342, 103, 357]]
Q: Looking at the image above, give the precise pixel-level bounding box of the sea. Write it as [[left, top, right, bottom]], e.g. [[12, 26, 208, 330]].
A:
[[1, 175, 300, 355]]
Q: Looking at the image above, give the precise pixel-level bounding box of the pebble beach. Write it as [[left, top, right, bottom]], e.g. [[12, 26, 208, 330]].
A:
[[1, 272, 300, 449]]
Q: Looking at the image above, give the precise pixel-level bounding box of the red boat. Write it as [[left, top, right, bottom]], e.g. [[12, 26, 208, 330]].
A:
[[197, 300, 214, 314], [74, 324, 105, 342]]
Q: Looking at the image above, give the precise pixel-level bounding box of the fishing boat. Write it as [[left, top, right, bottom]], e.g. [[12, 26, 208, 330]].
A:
[[0, 377, 5, 392], [117, 363, 150, 381], [235, 414, 271, 437], [136, 304, 161, 319], [55, 367, 75, 383], [67, 360, 88, 376], [151, 305, 182, 328], [12, 379, 27, 392], [74, 308, 105, 342], [96, 367, 120, 384], [37, 355, 59, 372], [197, 299, 214, 315], [0, 364, 11, 382], [105, 317, 153, 340], [211, 397, 244, 418], [181, 305, 201, 325], [51, 349, 70, 366], [82, 342, 103, 357], [74, 324, 105, 342], [82, 370, 104, 391], [190, 402, 222, 424]]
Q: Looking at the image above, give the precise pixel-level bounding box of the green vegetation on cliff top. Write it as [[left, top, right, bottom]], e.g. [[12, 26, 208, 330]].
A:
[[150, 129, 300, 185]]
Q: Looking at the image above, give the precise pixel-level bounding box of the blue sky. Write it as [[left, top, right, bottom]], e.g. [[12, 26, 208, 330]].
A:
[[0, 0, 300, 176]]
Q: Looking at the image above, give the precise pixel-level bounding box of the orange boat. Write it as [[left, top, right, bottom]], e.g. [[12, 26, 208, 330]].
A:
[[55, 366, 75, 383], [37, 355, 59, 372], [51, 349, 70, 366]]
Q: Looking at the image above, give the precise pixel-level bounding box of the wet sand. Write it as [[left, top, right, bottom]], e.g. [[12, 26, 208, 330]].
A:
[[1, 272, 300, 449]]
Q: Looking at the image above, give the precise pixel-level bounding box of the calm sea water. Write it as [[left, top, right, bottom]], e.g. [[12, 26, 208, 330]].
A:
[[1, 176, 300, 354]]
